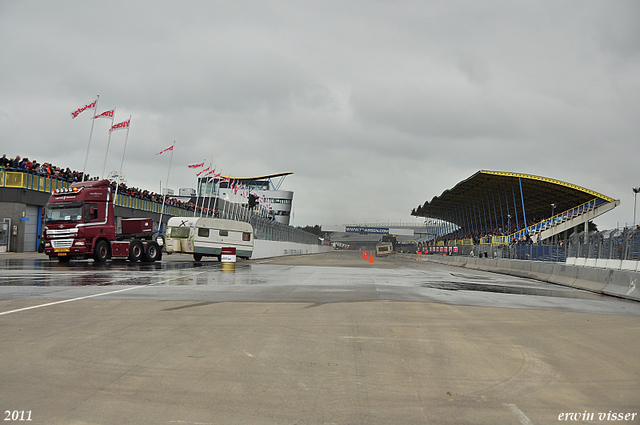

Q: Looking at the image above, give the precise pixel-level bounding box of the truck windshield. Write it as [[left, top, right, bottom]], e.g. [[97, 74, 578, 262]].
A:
[[167, 227, 190, 239], [45, 202, 83, 223]]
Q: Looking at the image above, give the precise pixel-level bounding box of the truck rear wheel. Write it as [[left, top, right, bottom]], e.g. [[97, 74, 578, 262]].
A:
[[128, 240, 144, 262], [193, 253, 203, 262], [143, 242, 162, 262], [93, 240, 109, 263]]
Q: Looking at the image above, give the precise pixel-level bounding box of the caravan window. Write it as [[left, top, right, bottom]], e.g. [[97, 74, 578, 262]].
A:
[[198, 228, 210, 238], [242, 232, 251, 241], [167, 227, 189, 239], [219, 230, 229, 237]]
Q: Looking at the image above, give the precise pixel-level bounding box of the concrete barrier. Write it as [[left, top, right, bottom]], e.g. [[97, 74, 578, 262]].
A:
[[603, 270, 640, 301], [411, 254, 640, 302], [252, 240, 332, 259], [572, 267, 612, 293], [548, 263, 578, 287], [620, 260, 639, 272], [529, 261, 556, 282]]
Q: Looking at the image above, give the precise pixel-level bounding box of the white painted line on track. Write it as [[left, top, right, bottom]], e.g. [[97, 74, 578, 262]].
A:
[[0, 270, 207, 317], [504, 403, 534, 425]]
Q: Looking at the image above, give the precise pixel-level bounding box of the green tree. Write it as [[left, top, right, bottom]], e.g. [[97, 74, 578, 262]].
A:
[[297, 225, 323, 237]]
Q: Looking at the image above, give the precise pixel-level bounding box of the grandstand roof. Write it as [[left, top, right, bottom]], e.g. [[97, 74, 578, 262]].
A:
[[220, 172, 293, 180], [411, 170, 616, 223]]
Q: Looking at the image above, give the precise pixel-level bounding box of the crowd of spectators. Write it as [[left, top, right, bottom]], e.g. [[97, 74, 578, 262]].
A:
[[1, 154, 91, 182], [1, 153, 218, 215], [110, 181, 220, 216], [434, 211, 562, 246]]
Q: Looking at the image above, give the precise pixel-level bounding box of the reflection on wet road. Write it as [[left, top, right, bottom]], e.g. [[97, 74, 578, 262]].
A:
[[1, 253, 639, 316]]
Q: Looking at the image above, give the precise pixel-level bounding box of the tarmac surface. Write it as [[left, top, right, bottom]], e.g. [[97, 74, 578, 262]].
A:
[[0, 250, 638, 424]]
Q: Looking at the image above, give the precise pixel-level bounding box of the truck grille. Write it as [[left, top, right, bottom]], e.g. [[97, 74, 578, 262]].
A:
[[51, 239, 74, 249]]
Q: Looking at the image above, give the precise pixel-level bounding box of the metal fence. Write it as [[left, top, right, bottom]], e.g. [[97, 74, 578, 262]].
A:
[[251, 215, 320, 245], [213, 199, 320, 245], [448, 227, 640, 264], [566, 227, 640, 261], [451, 243, 567, 262]]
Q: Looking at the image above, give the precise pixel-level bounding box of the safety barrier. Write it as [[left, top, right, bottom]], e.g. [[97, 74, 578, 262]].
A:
[[1, 170, 72, 193], [410, 253, 639, 302]]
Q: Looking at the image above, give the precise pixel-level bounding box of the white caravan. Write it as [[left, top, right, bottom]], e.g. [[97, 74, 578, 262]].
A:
[[165, 217, 253, 261]]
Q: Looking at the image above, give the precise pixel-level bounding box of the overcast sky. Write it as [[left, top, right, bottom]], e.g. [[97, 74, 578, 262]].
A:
[[1, 1, 639, 229]]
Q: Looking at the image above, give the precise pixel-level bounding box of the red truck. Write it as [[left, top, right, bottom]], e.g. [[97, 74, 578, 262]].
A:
[[43, 179, 163, 263]]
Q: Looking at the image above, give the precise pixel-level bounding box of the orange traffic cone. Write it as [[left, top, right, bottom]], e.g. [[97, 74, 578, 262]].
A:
[[368, 251, 373, 263]]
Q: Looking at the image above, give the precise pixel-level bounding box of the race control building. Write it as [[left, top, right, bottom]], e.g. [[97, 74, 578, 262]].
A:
[[197, 172, 294, 225]]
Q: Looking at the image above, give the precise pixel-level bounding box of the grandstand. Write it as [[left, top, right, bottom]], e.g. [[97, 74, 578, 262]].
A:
[[412, 170, 620, 247]]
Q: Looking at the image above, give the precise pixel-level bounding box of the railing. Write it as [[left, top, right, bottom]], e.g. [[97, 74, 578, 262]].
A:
[[508, 198, 605, 241], [1, 170, 72, 193]]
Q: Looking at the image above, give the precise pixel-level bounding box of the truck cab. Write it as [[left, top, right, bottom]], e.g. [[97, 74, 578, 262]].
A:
[[43, 179, 161, 263]]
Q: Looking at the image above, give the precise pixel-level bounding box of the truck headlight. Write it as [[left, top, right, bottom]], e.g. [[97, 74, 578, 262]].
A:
[[74, 240, 85, 246]]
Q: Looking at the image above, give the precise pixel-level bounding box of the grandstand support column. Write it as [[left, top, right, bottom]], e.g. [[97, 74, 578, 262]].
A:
[[498, 188, 505, 233], [481, 192, 488, 235], [487, 191, 495, 233], [474, 195, 483, 236], [518, 177, 528, 234], [492, 188, 499, 234], [511, 181, 520, 230], [455, 204, 463, 239], [503, 184, 511, 232]]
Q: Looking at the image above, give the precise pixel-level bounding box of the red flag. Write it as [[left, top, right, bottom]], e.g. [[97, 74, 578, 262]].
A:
[[110, 119, 130, 132], [197, 166, 211, 176], [188, 162, 205, 169], [156, 145, 174, 155], [94, 109, 114, 119], [71, 98, 98, 119]]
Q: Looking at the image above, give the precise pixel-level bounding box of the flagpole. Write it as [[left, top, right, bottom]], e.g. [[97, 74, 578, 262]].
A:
[[201, 164, 211, 218], [158, 142, 175, 232], [193, 160, 207, 217], [199, 161, 210, 218], [113, 115, 132, 204], [206, 164, 216, 217], [206, 176, 213, 216], [193, 166, 201, 218], [82, 95, 99, 180], [211, 172, 220, 217], [101, 107, 116, 179]]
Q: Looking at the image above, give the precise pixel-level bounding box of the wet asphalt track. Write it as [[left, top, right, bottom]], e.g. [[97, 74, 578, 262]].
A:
[[0, 251, 639, 424]]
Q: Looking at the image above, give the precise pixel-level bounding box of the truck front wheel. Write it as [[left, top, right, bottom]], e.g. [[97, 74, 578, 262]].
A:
[[93, 240, 109, 263]]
